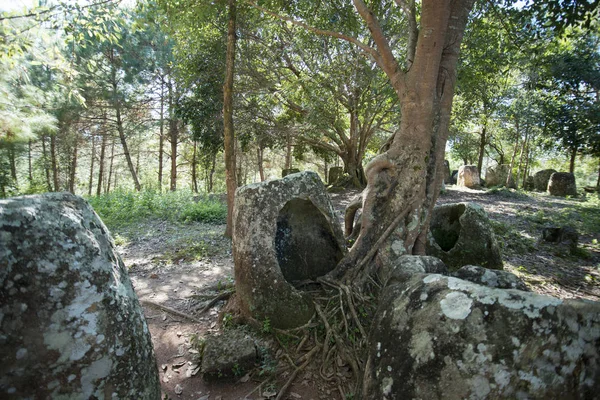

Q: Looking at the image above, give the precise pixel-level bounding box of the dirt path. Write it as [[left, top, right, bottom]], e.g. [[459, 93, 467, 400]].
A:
[[114, 186, 600, 399]]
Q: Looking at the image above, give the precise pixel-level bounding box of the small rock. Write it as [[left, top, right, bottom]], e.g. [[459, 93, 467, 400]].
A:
[[239, 373, 250, 383], [162, 314, 167, 321], [150, 273, 159, 279], [177, 331, 183, 337], [161, 364, 168, 371], [263, 390, 277, 398], [175, 384, 183, 395]]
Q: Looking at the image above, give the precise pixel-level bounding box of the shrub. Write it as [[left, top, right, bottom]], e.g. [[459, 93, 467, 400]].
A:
[[87, 189, 227, 226]]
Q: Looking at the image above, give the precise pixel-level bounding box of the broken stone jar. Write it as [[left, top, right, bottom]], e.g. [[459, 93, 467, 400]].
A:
[[233, 171, 346, 329]]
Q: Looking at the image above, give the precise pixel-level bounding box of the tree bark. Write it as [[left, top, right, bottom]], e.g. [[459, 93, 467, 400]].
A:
[[28, 139, 33, 183], [41, 135, 52, 191], [50, 134, 59, 191], [506, 121, 520, 188], [192, 140, 198, 193], [569, 147, 576, 173], [596, 158, 600, 189], [88, 135, 96, 196], [8, 144, 17, 183], [209, 153, 216, 193], [97, 132, 107, 196], [257, 145, 265, 181], [223, 0, 238, 238], [477, 123, 487, 179], [68, 136, 78, 194], [168, 78, 178, 192], [107, 137, 115, 194], [158, 81, 165, 191], [110, 58, 141, 192]]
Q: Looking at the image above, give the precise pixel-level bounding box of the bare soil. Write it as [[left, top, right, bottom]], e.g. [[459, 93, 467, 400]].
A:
[[114, 186, 600, 400]]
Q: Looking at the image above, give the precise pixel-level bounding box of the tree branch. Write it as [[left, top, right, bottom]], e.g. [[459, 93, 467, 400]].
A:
[[352, 0, 405, 93], [244, 0, 384, 68], [394, 0, 418, 69]]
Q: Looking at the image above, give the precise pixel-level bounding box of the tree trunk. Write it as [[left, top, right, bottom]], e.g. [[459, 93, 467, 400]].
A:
[[209, 153, 216, 193], [41, 135, 52, 191], [97, 132, 107, 196], [285, 131, 292, 169], [107, 138, 115, 194], [28, 139, 33, 183], [477, 123, 487, 179], [192, 140, 198, 193], [111, 61, 141, 192], [158, 83, 165, 191], [331, 0, 474, 284], [169, 119, 178, 191], [596, 158, 600, 189], [50, 134, 59, 191], [223, 0, 238, 238], [342, 155, 367, 188], [8, 144, 17, 183], [257, 145, 265, 182], [68, 137, 78, 194], [168, 78, 178, 192], [506, 122, 520, 188], [569, 147, 576, 173], [88, 135, 96, 196]]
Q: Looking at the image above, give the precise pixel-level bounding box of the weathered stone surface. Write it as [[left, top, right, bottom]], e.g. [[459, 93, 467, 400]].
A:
[[380, 255, 448, 285], [542, 226, 579, 253], [452, 265, 529, 291], [443, 160, 452, 184], [456, 165, 480, 188], [426, 202, 503, 271], [0, 193, 160, 400], [233, 171, 346, 329], [282, 168, 300, 178], [485, 164, 515, 188], [533, 169, 557, 191], [201, 330, 256, 381], [363, 269, 600, 400], [450, 170, 458, 184], [548, 172, 577, 197], [328, 166, 344, 185]]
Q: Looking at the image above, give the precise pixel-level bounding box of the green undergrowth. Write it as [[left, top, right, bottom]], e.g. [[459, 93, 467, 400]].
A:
[[484, 186, 532, 200], [517, 195, 600, 238], [87, 189, 227, 227]]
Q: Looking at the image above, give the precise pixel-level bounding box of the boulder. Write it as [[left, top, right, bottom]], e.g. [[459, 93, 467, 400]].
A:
[[541, 226, 578, 253], [233, 171, 346, 329], [0, 193, 160, 400], [442, 160, 452, 184], [456, 165, 480, 188], [281, 168, 300, 178], [426, 202, 503, 271], [452, 265, 528, 291], [548, 172, 577, 197], [484, 164, 515, 188], [327, 166, 344, 185], [450, 170, 458, 185], [533, 169, 557, 191], [201, 330, 257, 381], [380, 255, 448, 285], [363, 266, 600, 400]]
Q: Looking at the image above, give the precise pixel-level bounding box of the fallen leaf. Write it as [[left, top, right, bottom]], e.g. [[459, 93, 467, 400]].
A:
[[161, 364, 168, 371], [239, 373, 250, 383], [162, 314, 167, 321], [290, 392, 302, 398], [177, 331, 183, 337], [210, 321, 216, 329], [150, 273, 159, 279], [263, 390, 277, 398]]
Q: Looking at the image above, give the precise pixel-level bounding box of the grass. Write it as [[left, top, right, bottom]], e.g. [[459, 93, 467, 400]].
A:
[[516, 195, 600, 238], [87, 189, 227, 228]]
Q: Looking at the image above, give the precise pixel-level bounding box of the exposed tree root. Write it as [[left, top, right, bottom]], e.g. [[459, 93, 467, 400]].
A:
[[196, 290, 234, 314], [139, 299, 203, 324], [275, 343, 322, 400]]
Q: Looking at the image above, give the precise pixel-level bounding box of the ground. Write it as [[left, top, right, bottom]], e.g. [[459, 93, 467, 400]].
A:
[[110, 186, 600, 400]]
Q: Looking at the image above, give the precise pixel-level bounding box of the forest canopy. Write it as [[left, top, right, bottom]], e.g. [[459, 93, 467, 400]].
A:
[[0, 0, 598, 200]]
